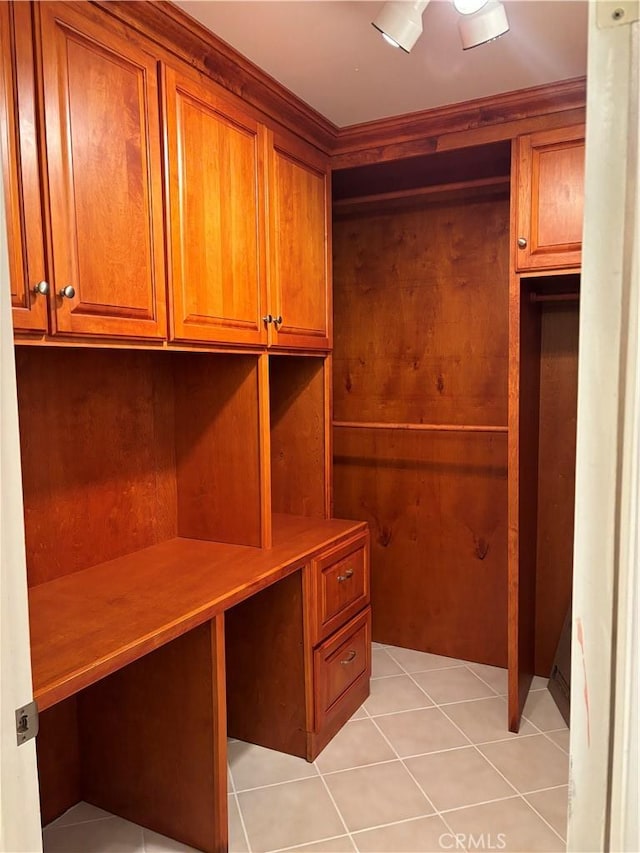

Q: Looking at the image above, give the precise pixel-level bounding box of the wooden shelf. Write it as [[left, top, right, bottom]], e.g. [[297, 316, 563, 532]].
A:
[[29, 514, 366, 712], [333, 420, 508, 434]]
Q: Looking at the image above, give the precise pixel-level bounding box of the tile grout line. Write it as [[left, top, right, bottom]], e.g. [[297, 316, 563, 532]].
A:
[[314, 760, 357, 852], [394, 658, 566, 848], [359, 702, 461, 849], [373, 653, 568, 849], [229, 763, 253, 853], [431, 698, 567, 847]]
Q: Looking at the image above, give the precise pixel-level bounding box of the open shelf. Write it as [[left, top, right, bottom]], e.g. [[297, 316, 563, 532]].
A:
[[269, 354, 330, 519]]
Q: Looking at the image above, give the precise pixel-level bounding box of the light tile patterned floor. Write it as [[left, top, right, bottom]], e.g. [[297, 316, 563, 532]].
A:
[[43, 645, 569, 853]]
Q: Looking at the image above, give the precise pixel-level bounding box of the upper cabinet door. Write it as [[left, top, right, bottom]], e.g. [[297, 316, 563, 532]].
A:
[[38, 3, 166, 339], [268, 130, 330, 351], [0, 3, 49, 333], [515, 125, 585, 272], [164, 66, 266, 346]]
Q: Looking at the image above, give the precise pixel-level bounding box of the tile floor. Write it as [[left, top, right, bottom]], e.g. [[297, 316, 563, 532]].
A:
[[43, 644, 569, 853]]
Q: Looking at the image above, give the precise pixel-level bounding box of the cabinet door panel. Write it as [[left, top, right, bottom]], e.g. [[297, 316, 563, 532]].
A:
[[516, 126, 584, 271], [39, 3, 166, 339], [0, 3, 49, 332], [269, 132, 330, 350], [164, 67, 266, 345]]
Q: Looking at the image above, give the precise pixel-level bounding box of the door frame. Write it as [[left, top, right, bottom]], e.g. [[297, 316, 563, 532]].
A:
[[567, 2, 639, 850]]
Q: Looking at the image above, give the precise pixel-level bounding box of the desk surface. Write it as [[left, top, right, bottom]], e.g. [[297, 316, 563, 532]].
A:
[[29, 514, 366, 710]]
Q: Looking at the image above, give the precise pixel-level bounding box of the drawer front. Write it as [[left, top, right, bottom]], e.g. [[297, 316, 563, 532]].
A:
[[312, 533, 369, 643], [314, 608, 371, 726]]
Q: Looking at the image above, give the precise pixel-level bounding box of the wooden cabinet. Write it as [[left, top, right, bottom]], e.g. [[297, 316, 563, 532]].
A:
[[225, 526, 371, 762], [314, 607, 371, 733], [311, 534, 369, 644], [515, 125, 585, 271], [163, 66, 267, 346], [268, 129, 331, 350], [38, 2, 166, 339], [0, 3, 49, 332]]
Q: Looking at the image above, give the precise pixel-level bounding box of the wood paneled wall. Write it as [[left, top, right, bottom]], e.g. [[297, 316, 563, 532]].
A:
[[535, 305, 579, 674], [16, 349, 178, 586], [333, 192, 510, 665], [16, 348, 263, 587]]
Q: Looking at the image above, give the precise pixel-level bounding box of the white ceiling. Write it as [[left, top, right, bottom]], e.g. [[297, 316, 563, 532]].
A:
[[173, 0, 588, 128]]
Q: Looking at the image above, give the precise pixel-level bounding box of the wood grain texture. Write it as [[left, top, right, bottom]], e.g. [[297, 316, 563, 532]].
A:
[[0, 2, 49, 332], [333, 142, 511, 201], [94, 0, 337, 152], [80, 620, 227, 853], [333, 195, 510, 428], [535, 304, 579, 674], [38, 2, 166, 339], [29, 514, 367, 710], [268, 128, 330, 350], [311, 532, 370, 645], [331, 79, 586, 168], [173, 353, 263, 546], [163, 64, 267, 346], [36, 698, 81, 826], [16, 348, 178, 586], [334, 421, 507, 433], [314, 608, 371, 731], [334, 430, 507, 665], [270, 356, 327, 518], [333, 189, 509, 664], [516, 125, 585, 271], [226, 570, 308, 758], [508, 277, 540, 731]]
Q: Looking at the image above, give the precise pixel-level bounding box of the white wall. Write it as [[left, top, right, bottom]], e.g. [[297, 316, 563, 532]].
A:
[[568, 3, 639, 850], [0, 161, 42, 851]]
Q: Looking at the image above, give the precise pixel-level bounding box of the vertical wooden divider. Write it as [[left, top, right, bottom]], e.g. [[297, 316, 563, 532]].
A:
[[258, 352, 273, 548], [508, 274, 541, 731], [324, 354, 333, 519], [78, 618, 228, 853], [174, 353, 262, 547]]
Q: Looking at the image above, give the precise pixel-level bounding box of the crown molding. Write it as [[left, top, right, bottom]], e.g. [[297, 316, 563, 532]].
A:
[[93, 0, 339, 153], [332, 77, 587, 168], [90, 3, 586, 168]]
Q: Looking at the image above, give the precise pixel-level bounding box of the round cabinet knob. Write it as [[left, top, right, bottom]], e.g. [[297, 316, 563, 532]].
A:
[[262, 314, 273, 325], [273, 315, 283, 326], [33, 280, 49, 296], [59, 285, 76, 299], [517, 237, 528, 249]]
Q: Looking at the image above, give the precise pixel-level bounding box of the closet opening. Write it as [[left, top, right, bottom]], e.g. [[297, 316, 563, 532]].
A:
[[331, 141, 511, 667], [516, 273, 580, 682]]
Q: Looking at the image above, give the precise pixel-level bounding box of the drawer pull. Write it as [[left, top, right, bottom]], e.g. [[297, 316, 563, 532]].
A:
[[337, 568, 354, 582], [340, 650, 357, 665]]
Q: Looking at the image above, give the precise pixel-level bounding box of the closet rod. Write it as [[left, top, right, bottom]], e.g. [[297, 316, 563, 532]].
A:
[[333, 421, 508, 434], [529, 292, 580, 304]]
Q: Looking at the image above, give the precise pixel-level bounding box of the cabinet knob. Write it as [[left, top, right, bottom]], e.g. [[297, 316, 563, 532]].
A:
[[262, 314, 273, 325], [517, 237, 528, 249], [273, 315, 283, 326], [337, 568, 354, 583], [59, 285, 76, 299], [33, 280, 49, 296], [340, 650, 357, 665]]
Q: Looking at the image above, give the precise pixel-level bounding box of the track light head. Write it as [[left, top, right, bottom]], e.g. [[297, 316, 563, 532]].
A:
[[372, 1, 431, 53], [457, 0, 509, 49]]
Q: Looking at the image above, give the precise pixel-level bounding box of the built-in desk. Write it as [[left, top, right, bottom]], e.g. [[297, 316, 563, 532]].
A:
[[31, 514, 370, 853]]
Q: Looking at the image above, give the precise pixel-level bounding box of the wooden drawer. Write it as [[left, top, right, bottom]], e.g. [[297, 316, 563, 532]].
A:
[[311, 533, 369, 643], [314, 608, 371, 730]]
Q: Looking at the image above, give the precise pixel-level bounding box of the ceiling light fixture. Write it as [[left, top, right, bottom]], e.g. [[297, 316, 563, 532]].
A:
[[457, 0, 509, 49], [453, 0, 488, 14], [372, 1, 431, 53]]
